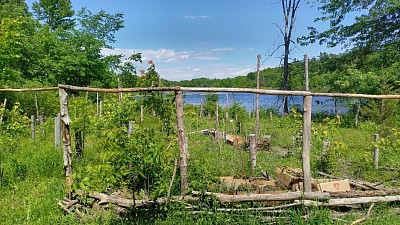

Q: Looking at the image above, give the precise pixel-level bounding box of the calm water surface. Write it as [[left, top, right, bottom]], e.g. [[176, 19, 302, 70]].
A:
[[183, 92, 350, 114]]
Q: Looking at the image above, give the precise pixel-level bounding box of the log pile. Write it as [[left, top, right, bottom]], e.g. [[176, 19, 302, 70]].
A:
[[58, 170, 399, 224]]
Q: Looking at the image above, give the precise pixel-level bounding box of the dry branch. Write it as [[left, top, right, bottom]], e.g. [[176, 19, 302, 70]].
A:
[[350, 203, 375, 225], [191, 191, 331, 203], [328, 195, 400, 206], [215, 202, 303, 212], [328, 189, 400, 198], [74, 190, 198, 208]]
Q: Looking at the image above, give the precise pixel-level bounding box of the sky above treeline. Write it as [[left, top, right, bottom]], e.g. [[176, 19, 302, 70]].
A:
[[26, 0, 348, 81]]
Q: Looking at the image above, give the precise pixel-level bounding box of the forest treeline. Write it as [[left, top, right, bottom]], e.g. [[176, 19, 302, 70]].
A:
[[165, 46, 400, 96], [1, 0, 400, 120], [1, 0, 399, 96]]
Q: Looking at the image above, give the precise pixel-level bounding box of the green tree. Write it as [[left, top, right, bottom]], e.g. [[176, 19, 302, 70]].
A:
[[32, 0, 74, 31], [0, 1, 35, 86], [299, 0, 400, 51]]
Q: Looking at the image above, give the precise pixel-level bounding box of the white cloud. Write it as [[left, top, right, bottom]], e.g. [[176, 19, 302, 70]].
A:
[[194, 56, 220, 61], [184, 15, 210, 20], [212, 47, 235, 52], [158, 64, 253, 81], [101, 47, 254, 81]]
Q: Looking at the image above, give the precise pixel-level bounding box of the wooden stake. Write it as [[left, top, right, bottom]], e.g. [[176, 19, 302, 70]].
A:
[[31, 115, 35, 140], [55, 113, 61, 148], [302, 95, 312, 192], [59, 88, 73, 192], [128, 121, 135, 137], [35, 94, 39, 119], [175, 91, 188, 194], [249, 134, 257, 174], [374, 134, 379, 168]]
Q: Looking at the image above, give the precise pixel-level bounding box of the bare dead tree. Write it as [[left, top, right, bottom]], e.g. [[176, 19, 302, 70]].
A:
[[278, 0, 301, 115]]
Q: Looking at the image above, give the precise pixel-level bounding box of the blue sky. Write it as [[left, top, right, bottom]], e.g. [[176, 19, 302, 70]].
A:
[[26, 0, 346, 81]]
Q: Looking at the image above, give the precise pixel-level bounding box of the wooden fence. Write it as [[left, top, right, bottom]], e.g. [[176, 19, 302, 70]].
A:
[[2, 84, 400, 194]]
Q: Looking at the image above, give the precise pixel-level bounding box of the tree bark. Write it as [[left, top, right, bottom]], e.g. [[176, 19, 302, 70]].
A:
[[175, 91, 188, 194]]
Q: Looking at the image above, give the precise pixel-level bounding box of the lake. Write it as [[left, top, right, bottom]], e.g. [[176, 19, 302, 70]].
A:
[[183, 92, 350, 115]]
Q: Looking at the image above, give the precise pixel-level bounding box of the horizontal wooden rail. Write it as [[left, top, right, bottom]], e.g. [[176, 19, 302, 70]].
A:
[[0, 87, 58, 92], [312, 92, 400, 99], [58, 84, 180, 93], [1, 84, 400, 100]]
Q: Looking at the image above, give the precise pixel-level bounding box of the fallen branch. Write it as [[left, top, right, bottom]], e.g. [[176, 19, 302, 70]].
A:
[[167, 158, 178, 199], [74, 190, 198, 208], [328, 189, 400, 198], [192, 191, 331, 203], [350, 203, 375, 225], [328, 195, 400, 206], [318, 172, 375, 190], [215, 202, 303, 212]]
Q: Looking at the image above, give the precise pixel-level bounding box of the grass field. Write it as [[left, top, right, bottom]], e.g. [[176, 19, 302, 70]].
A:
[[1, 109, 400, 224]]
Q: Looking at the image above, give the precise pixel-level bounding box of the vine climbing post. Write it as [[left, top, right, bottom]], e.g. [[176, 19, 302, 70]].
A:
[[59, 88, 73, 194], [175, 90, 188, 194]]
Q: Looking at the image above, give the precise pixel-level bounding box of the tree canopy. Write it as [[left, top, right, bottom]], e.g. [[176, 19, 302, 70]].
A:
[[299, 0, 400, 51]]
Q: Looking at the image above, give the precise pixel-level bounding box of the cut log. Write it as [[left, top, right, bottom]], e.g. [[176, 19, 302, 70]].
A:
[[328, 189, 400, 198], [191, 191, 330, 203], [226, 134, 245, 147], [328, 195, 400, 206]]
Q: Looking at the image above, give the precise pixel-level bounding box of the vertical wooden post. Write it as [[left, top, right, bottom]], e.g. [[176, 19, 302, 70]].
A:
[[55, 113, 61, 148], [31, 115, 35, 140], [302, 95, 312, 192], [215, 102, 219, 139], [302, 54, 312, 192], [249, 134, 257, 174], [255, 54, 261, 143], [374, 134, 379, 168], [175, 90, 188, 194], [59, 88, 73, 192], [128, 121, 135, 137], [38, 115, 44, 138], [355, 99, 361, 128], [35, 94, 39, 119]]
